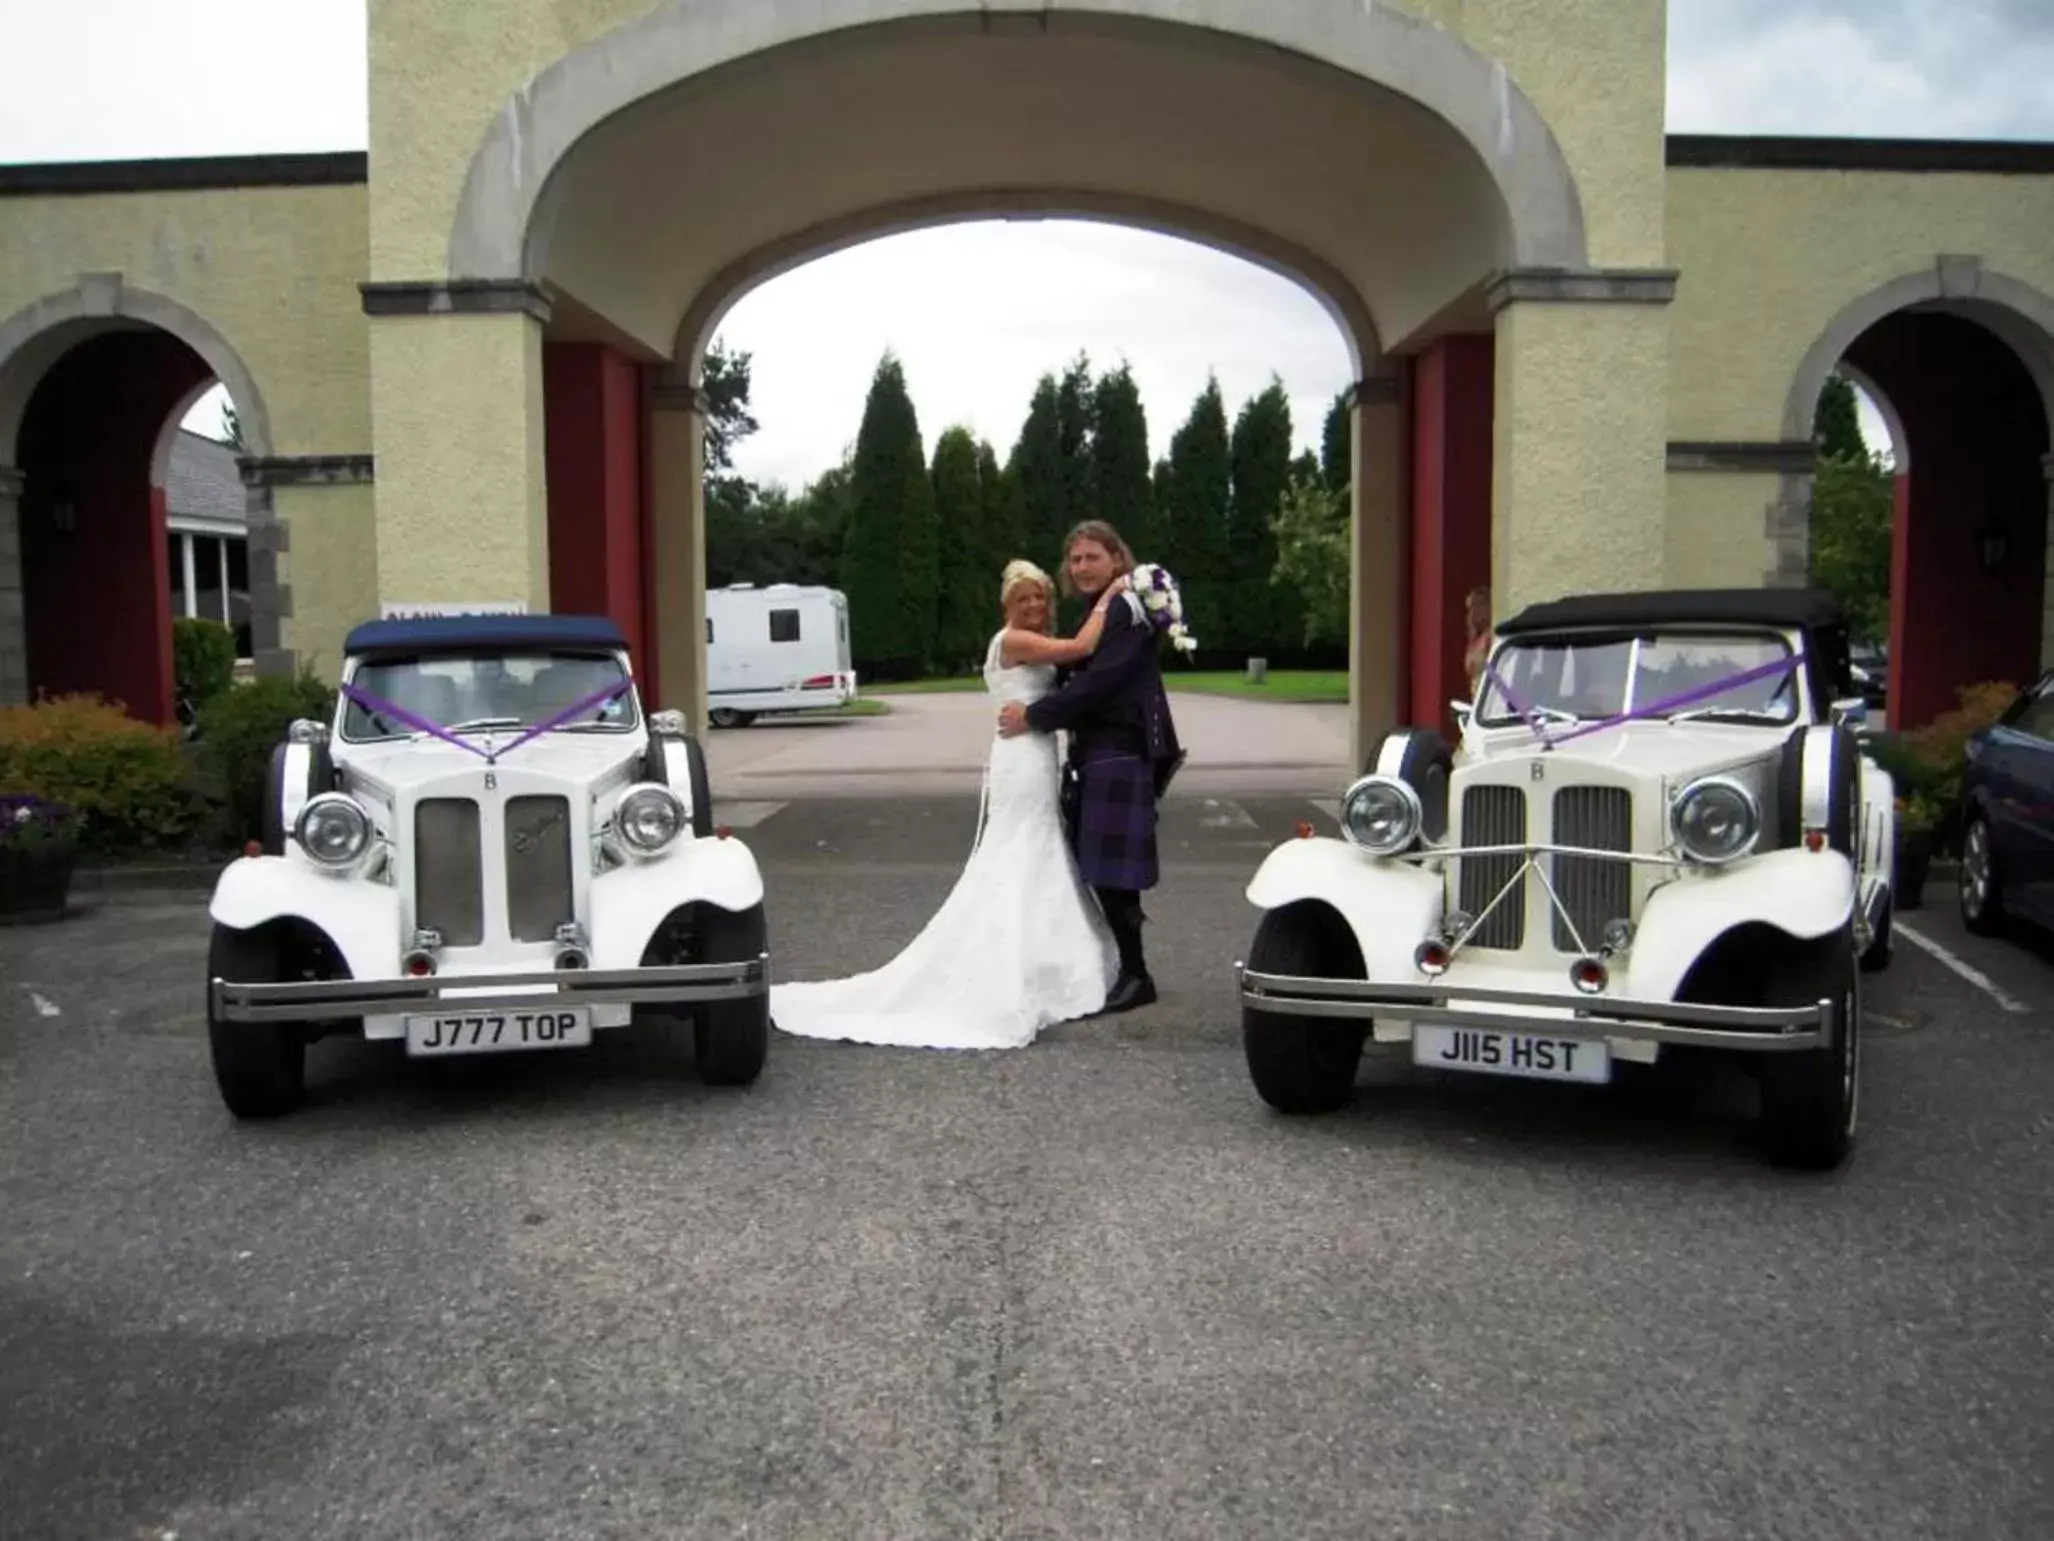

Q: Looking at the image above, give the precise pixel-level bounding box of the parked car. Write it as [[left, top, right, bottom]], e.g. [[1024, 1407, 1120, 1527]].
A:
[[1849, 641, 1888, 714], [1959, 668, 2054, 936], [203, 614, 771, 1118], [1236, 589, 1891, 1170], [705, 583, 858, 727]]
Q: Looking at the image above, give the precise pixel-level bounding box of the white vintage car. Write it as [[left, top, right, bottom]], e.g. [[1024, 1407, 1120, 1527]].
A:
[[204, 614, 771, 1118], [1237, 590, 1892, 1170]]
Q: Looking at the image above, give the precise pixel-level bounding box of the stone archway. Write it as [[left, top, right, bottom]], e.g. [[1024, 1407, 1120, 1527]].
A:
[[0, 276, 279, 718], [1782, 261, 2054, 727], [402, 0, 1668, 750]]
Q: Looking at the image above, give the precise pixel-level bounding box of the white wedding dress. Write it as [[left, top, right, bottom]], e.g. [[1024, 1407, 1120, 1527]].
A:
[[768, 630, 1120, 1049]]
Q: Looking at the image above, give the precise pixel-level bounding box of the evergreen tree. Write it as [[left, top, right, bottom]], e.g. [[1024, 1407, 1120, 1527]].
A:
[[1011, 374, 1068, 559], [1164, 377, 1232, 660], [1229, 377, 1294, 655], [839, 352, 936, 678], [1270, 472, 1350, 649], [1056, 352, 1095, 541], [930, 426, 987, 672], [1088, 361, 1153, 557], [1147, 457, 1175, 573], [978, 440, 1025, 612], [1320, 388, 1352, 492], [1813, 372, 1867, 462]]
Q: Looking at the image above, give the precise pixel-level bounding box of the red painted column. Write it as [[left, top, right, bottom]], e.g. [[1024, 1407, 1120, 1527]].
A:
[[16, 331, 205, 726], [544, 343, 651, 682], [1408, 335, 1495, 735]]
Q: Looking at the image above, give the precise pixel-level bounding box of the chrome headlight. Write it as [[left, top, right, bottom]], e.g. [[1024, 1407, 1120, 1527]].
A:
[[1671, 777, 1760, 865], [615, 782, 685, 855], [294, 793, 372, 867], [1338, 774, 1423, 856]]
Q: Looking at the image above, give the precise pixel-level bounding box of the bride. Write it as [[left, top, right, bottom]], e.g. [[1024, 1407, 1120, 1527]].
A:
[[768, 559, 1123, 1049]]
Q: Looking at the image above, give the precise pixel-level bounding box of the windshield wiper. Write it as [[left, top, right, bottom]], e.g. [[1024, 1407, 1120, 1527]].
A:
[[1668, 706, 1786, 724], [446, 717, 524, 733]]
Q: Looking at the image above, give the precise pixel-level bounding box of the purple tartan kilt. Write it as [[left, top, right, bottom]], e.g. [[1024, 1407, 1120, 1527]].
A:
[[1062, 753, 1160, 891]]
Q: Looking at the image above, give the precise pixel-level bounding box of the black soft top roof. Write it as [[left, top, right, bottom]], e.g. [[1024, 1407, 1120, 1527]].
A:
[[1494, 588, 1847, 638]]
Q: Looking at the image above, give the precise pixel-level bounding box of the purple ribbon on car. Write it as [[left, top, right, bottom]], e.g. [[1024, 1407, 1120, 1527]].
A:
[[1484, 653, 1807, 750], [338, 679, 631, 764]]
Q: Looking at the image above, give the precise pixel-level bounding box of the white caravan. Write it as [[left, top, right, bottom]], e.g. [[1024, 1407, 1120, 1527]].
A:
[[704, 583, 858, 727]]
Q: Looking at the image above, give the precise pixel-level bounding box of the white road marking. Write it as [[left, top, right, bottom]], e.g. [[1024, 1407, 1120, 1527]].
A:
[[1894, 921, 2033, 1015], [1198, 799, 1256, 829], [29, 992, 59, 1018], [714, 801, 787, 829]]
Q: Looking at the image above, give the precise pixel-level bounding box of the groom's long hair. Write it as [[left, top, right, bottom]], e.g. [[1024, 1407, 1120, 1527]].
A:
[[1057, 520, 1136, 597]]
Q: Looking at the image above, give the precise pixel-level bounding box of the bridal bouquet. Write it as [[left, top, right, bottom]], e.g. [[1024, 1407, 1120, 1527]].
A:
[[1127, 563, 1198, 657]]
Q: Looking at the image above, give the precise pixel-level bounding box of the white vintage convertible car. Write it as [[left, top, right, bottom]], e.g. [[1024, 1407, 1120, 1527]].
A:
[[204, 614, 770, 1118], [1237, 589, 1892, 1170]]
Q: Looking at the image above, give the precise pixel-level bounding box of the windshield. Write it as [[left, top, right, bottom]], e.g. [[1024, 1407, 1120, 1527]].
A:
[[1476, 631, 1802, 727], [340, 650, 637, 742]]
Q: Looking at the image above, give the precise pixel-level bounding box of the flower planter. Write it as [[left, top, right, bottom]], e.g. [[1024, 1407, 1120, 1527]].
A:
[[1895, 826, 1932, 911], [0, 838, 78, 924]]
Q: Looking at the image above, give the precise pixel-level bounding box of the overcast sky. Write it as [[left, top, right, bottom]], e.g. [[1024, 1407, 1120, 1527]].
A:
[[5, 1, 2049, 485]]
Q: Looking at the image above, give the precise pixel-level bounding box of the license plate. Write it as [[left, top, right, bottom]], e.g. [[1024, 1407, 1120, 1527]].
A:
[[405, 1007, 592, 1057], [1413, 1024, 1610, 1084]]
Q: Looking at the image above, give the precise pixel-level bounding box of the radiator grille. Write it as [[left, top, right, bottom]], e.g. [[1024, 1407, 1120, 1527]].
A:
[[1457, 786, 1527, 949], [415, 798, 484, 946], [1550, 787, 1633, 952], [505, 795, 574, 943]]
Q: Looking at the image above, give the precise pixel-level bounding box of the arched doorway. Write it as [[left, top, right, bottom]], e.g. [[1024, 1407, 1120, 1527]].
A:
[[0, 280, 276, 726], [1788, 265, 2054, 729], [428, 1, 1612, 750]]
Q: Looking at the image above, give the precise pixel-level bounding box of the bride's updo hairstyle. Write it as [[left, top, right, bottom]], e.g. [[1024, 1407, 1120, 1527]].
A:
[[1000, 559, 1054, 631]]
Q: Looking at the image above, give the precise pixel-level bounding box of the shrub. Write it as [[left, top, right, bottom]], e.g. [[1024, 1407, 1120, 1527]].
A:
[[196, 673, 337, 841], [0, 695, 196, 852], [0, 791, 83, 852], [173, 617, 239, 713]]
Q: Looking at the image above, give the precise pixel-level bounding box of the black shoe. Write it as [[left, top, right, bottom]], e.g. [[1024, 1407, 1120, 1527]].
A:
[[1099, 972, 1158, 1014]]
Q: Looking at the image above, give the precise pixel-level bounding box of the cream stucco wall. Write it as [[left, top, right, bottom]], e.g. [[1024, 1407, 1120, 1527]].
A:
[[0, 182, 370, 456], [1663, 472, 1783, 589], [281, 481, 379, 683], [1666, 165, 2054, 444]]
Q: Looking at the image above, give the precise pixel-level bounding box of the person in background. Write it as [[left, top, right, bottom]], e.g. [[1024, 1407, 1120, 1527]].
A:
[[1464, 585, 1493, 698]]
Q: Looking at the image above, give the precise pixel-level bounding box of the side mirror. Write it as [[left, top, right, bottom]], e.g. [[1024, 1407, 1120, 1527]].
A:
[[1830, 697, 1869, 732], [1450, 699, 1474, 732]]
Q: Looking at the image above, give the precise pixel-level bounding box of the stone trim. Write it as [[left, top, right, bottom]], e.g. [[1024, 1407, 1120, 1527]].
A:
[[239, 454, 374, 488], [1350, 374, 1402, 409], [651, 371, 703, 414], [359, 280, 552, 322], [1488, 268, 1678, 311], [1667, 440, 1816, 474], [1665, 135, 2054, 176], [0, 151, 368, 197]]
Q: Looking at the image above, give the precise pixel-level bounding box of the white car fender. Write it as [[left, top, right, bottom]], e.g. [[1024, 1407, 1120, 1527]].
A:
[[590, 834, 766, 970], [207, 855, 400, 981], [1628, 847, 1858, 1003], [1246, 836, 1443, 980]]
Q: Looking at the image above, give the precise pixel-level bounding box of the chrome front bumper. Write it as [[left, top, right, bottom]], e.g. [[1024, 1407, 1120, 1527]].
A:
[[210, 957, 769, 1024], [1237, 967, 1835, 1053]]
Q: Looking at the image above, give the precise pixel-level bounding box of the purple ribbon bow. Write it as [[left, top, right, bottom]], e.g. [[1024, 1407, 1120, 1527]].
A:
[[340, 679, 631, 763], [1485, 653, 1806, 750]]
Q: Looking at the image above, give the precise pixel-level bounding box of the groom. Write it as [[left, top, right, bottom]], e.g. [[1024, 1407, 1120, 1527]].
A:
[[998, 519, 1183, 1013]]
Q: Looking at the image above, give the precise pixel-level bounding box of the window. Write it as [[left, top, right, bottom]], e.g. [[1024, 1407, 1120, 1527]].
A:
[[769, 608, 800, 643]]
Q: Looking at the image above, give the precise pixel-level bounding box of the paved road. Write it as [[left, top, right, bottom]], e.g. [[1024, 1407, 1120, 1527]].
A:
[[4, 799, 2052, 1539], [703, 690, 1352, 799]]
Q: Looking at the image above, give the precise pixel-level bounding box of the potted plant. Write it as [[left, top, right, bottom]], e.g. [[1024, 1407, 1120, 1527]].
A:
[[0, 791, 82, 924], [1894, 792, 1937, 910]]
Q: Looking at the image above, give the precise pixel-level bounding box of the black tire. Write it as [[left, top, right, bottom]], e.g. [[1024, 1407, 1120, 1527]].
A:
[[694, 902, 769, 1086], [206, 923, 306, 1119], [1758, 928, 1860, 1171], [1241, 902, 1368, 1115], [1367, 729, 1454, 843], [708, 708, 755, 729], [1959, 810, 2006, 937]]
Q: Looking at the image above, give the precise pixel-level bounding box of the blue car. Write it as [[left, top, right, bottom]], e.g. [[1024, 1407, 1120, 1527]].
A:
[[1959, 671, 2054, 935]]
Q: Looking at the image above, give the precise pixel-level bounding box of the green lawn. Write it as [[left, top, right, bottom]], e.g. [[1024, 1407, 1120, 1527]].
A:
[[863, 670, 1346, 704]]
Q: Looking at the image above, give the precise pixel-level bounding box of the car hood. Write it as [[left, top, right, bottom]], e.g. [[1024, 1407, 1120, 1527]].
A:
[[1467, 720, 1787, 783], [336, 732, 646, 791]]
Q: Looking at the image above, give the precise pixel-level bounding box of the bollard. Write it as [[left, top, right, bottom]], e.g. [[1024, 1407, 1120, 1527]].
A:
[[1246, 657, 1268, 685]]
